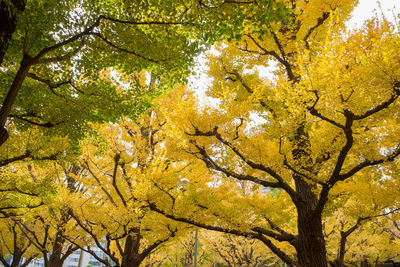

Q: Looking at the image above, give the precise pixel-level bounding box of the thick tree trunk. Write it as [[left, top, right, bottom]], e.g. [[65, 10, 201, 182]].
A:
[[0, 0, 26, 66], [121, 235, 145, 267], [292, 123, 329, 266], [46, 233, 66, 267], [294, 174, 328, 266], [296, 206, 328, 267]]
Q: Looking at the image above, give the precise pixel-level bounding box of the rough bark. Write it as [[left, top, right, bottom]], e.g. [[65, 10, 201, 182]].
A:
[[292, 123, 329, 267], [293, 172, 328, 266], [121, 235, 145, 267], [296, 203, 328, 267], [46, 233, 66, 267], [0, 0, 26, 66]]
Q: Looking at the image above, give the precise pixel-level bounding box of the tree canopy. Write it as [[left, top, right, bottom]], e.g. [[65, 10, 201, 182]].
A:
[[0, 0, 287, 145], [1, 0, 400, 267]]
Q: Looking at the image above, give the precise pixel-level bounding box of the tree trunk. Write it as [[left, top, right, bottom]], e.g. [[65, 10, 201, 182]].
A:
[[9, 247, 23, 267], [291, 123, 329, 266], [121, 235, 145, 267], [295, 178, 328, 267], [46, 233, 66, 267], [296, 209, 328, 267], [0, 54, 33, 146], [0, 0, 26, 66], [337, 231, 347, 267]]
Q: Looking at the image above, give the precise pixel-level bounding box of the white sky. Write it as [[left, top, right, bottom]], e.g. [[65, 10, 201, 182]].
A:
[[189, 0, 399, 103], [347, 0, 398, 29]]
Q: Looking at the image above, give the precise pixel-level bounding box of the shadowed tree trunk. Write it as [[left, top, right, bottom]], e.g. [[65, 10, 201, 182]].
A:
[[121, 235, 145, 267], [46, 232, 67, 267], [296, 203, 328, 266]]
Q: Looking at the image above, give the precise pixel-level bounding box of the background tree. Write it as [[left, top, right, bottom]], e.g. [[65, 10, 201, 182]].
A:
[[11, 164, 87, 267], [204, 232, 281, 267], [0, 218, 38, 267], [65, 115, 193, 267], [323, 170, 400, 266]]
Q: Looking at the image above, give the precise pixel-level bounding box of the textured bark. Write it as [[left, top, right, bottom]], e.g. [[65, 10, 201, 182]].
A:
[[0, 0, 26, 66], [296, 204, 328, 267], [120, 235, 145, 267], [292, 172, 328, 266], [293, 124, 328, 267], [46, 233, 66, 267]]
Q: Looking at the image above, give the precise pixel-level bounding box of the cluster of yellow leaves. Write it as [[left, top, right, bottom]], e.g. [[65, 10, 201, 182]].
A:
[[151, 0, 400, 262]]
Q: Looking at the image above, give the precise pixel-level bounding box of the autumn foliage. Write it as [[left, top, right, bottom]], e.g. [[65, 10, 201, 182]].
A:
[[1, 0, 400, 266]]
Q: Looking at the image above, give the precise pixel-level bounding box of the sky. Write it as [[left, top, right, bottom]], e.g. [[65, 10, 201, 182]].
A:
[[347, 0, 398, 29]]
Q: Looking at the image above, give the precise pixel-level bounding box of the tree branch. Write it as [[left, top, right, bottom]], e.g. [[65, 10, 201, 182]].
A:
[[186, 127, 297, 200], [32, 16, 102, 63], [190, 141, 289, 190], [0, 151, 30, 166], [266, 28, 296, 81], [307, 90, 345, 130], [88, 31, 165, 63], [252, 226, 296, 243], [112, 153, 127, 207], [84, 160, 118, 207], [226, 69, 276, 115], [140, 225, 178, 258], [337, 146, 400, 181], [329, 110, 354, 182], [303, 12, 330, 50], [256, 234, 298, 266], [352, 83, 400, 120], [0, 150, 61, 167], [38, 39, 85, 64], [9, 114, 64, 128]]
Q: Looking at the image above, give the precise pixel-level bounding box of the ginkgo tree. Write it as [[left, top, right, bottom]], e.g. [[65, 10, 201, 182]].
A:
[[0, 218, 37, 267], [0, 162, 90, 267], [145, 0, 400, 266], [13, 164, 90, 267], [64, 112, 196, 267], [0, 0, 194, 145], [322, 169, 400, 266]]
